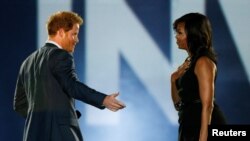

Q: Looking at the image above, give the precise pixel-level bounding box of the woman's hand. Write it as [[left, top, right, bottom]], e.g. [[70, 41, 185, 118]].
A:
[[171, 59, 191, 83]]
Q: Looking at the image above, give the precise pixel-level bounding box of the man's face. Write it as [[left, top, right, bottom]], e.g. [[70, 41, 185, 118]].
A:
[[61, 24, 80, 53]]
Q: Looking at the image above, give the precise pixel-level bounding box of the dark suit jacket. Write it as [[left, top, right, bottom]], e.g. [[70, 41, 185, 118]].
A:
[[14, 43, 107, 141]]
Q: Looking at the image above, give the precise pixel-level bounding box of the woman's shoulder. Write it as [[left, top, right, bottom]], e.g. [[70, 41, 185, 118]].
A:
[[194, 56, 217, 76], [196, 56, 215, 67], [193, 48, 217, 64]]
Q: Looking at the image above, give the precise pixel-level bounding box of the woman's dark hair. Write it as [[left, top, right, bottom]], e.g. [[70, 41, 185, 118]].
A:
[[173, 13, 217, 62]]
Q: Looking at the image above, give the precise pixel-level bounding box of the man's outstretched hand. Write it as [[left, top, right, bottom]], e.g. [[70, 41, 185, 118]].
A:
[[103, 93, 126, 112]]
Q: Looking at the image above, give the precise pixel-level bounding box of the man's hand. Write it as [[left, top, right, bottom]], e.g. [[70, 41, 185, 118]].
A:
[[103, 92, 126, 112]]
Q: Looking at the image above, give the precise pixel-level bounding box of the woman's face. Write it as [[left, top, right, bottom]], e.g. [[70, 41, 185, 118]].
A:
[[175, 22, 188, 51]]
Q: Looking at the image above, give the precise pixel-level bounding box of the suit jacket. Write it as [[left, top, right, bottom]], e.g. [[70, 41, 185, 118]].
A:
[[14, 43, 107, 141]]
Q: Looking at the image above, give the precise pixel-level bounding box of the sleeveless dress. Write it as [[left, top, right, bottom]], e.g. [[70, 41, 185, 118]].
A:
[[175, 50, 226, 141]]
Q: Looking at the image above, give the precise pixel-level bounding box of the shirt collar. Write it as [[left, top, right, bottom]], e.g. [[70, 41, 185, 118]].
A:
[[46, 40, 63, 49]]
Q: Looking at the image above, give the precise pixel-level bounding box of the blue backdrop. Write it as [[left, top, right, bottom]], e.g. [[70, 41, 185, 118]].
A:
[[1, 0, 249, 141]]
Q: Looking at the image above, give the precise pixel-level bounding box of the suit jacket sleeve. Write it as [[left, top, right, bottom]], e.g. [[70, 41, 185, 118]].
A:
[[13, 63, 28, 118], [50, 49, 106, 109]]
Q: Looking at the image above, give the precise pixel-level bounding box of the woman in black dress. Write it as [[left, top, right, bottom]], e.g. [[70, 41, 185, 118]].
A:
[[170, 13, 226, 141]]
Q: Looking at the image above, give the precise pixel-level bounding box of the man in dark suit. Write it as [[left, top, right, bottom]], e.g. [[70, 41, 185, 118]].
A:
[[13, 11, 126, 141]]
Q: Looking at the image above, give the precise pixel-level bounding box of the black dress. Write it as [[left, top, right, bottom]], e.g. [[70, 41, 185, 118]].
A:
[[175, 50, 226, 141]]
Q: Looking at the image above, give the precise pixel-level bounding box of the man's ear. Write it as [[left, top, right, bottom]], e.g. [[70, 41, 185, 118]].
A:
[[58, 28, 65, 38]]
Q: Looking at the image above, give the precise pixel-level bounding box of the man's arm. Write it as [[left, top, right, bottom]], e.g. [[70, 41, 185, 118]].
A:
[[50, 49, 125, 111], [13, 67, 28, 118]]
